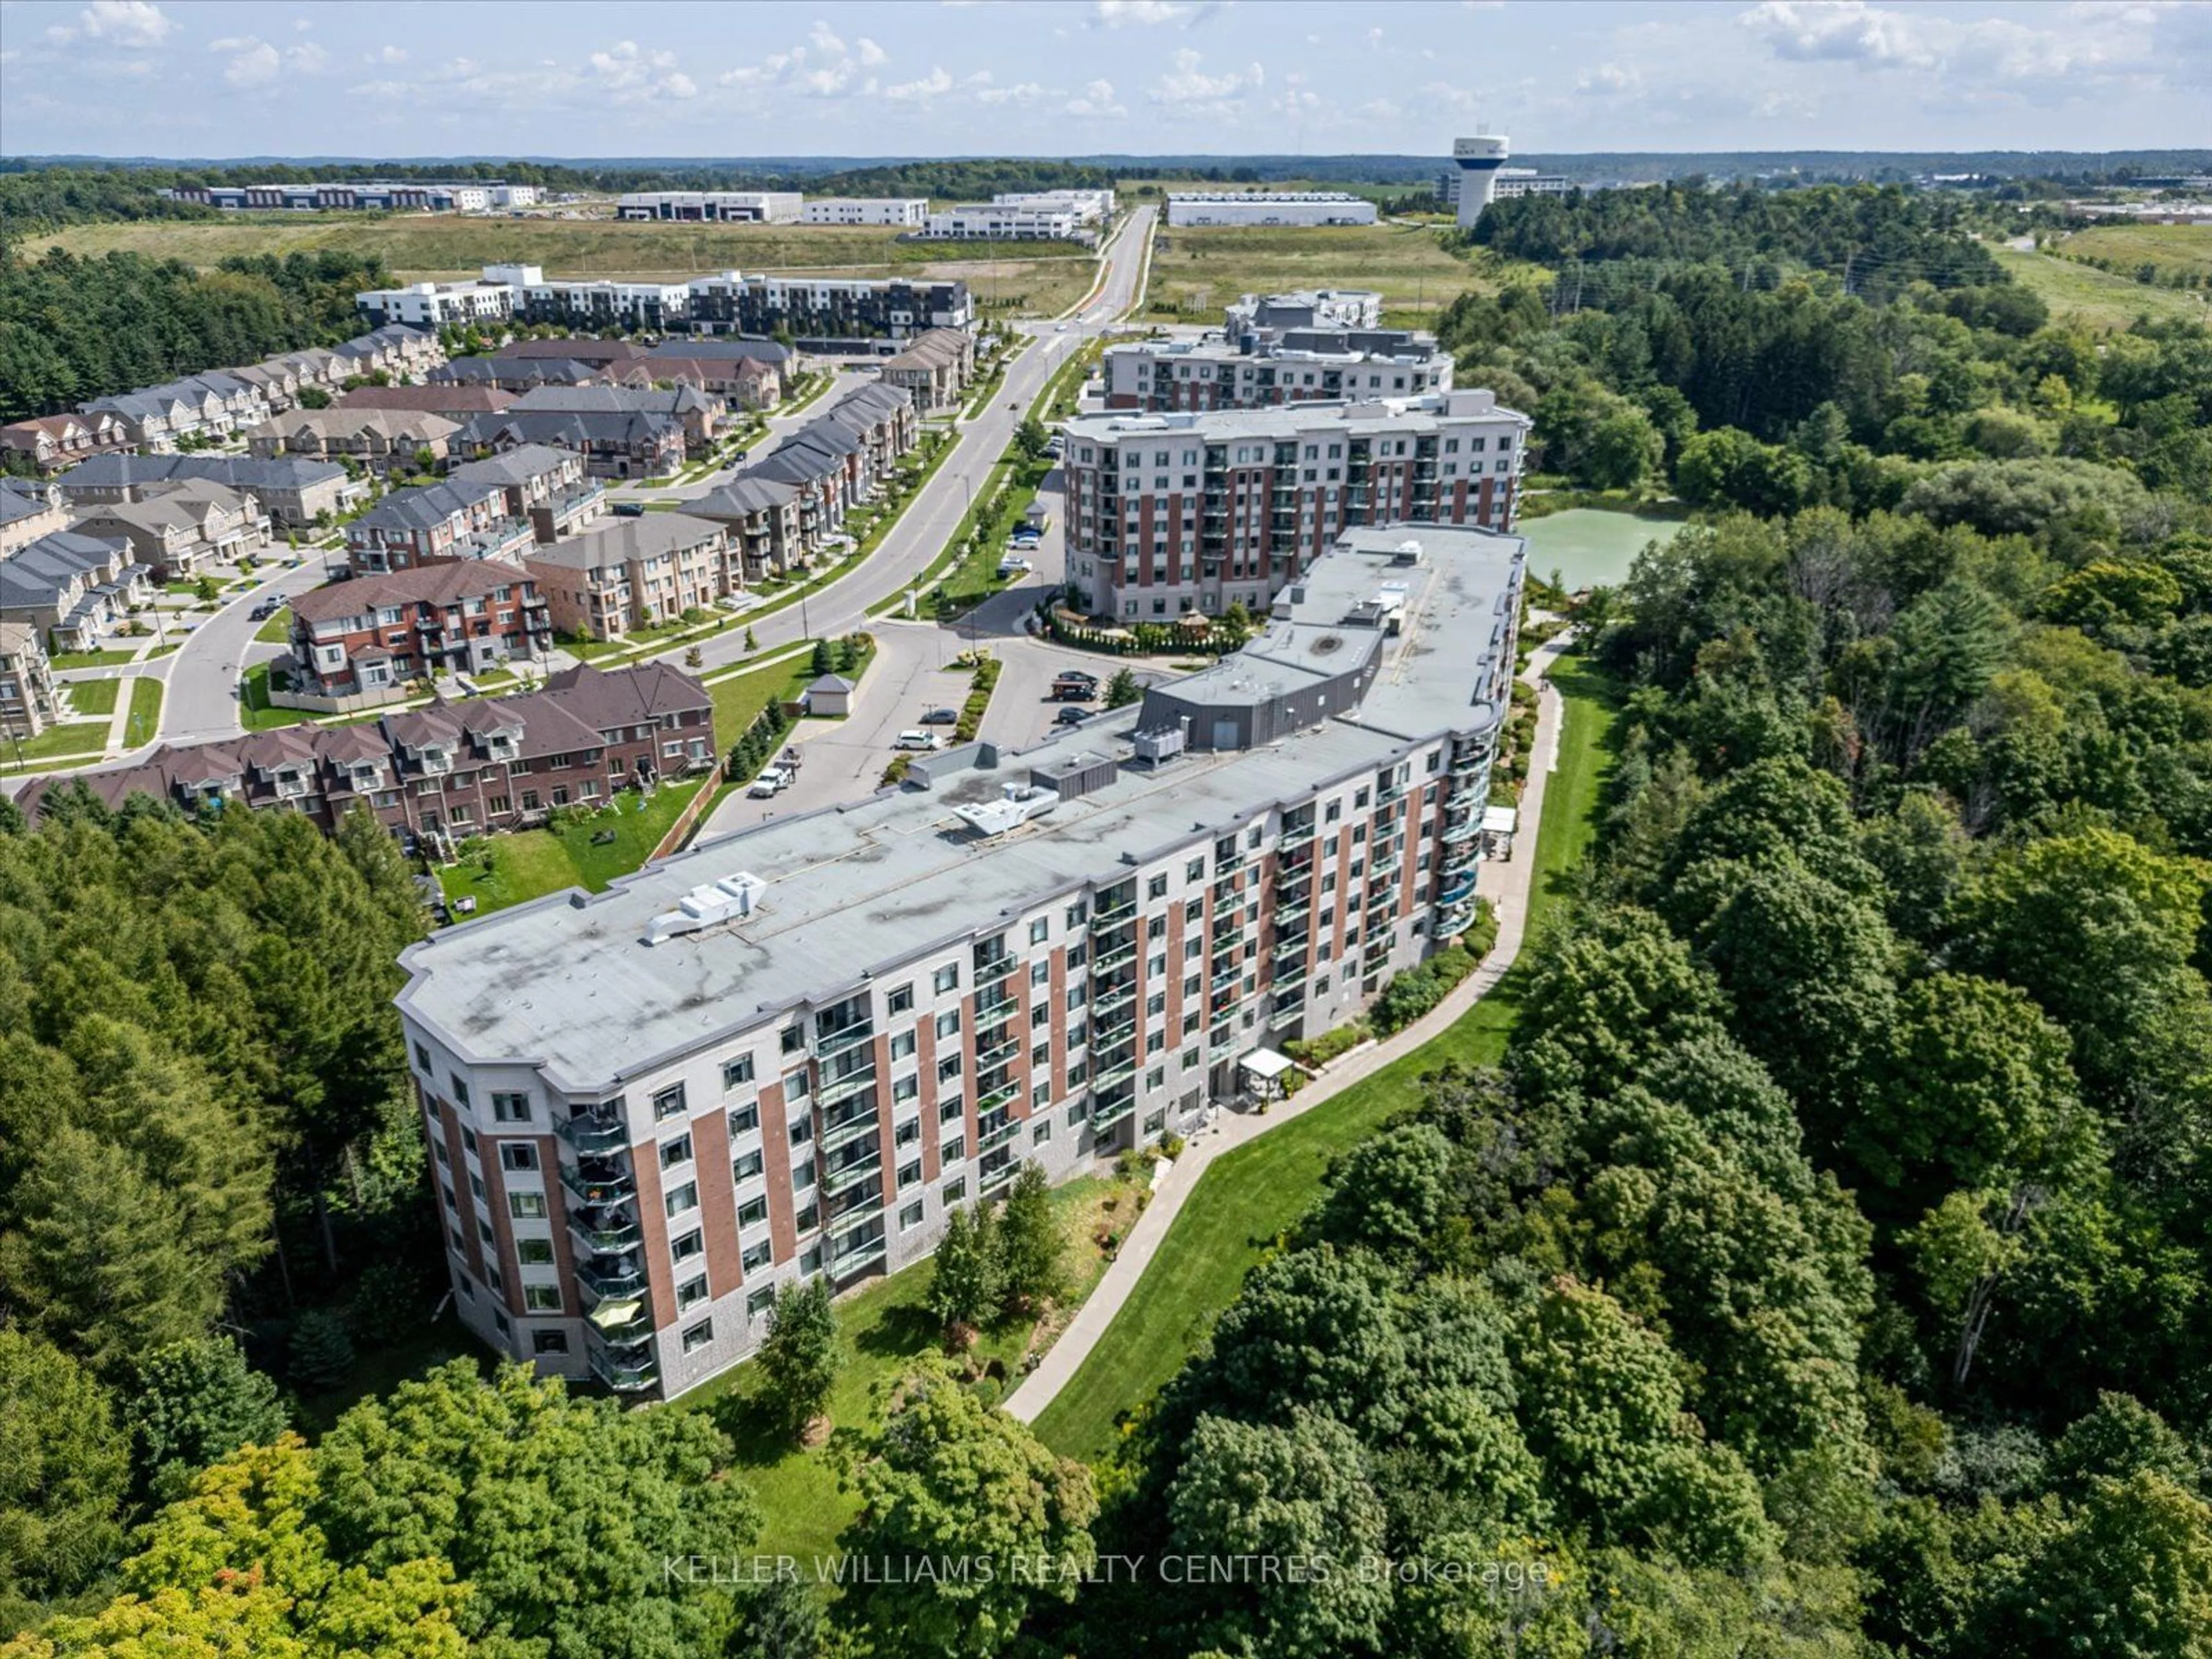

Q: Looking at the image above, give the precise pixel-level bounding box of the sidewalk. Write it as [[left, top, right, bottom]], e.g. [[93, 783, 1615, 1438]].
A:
[[1005, 632, 1573, 1423]]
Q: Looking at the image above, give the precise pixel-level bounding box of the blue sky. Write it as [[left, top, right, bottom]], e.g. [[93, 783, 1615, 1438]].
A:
[[3, 0, 2207, 159]]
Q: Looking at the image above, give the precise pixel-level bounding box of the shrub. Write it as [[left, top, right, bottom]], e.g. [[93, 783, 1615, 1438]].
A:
[[1284, 1018, 1372, 1069]]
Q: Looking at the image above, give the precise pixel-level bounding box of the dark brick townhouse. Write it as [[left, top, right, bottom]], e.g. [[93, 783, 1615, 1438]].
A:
[[290, 559, 555, 697]]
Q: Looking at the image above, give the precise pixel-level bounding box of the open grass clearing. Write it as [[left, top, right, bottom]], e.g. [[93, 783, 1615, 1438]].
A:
[[1031, 653, 1620, 1462], [0, 721, 111, 771], [432, 776, 709, 916], [1142, 222, 1513, 325], [65, 679, 120, 717], [1990, 245, 2212, 331]]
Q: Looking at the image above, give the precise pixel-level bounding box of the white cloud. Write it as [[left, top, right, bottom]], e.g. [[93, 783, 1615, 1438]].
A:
[[978, 79, 1043, 105], [368, 44, 408, 65], [809, 20, 846, 55], [294, 16, 313, 31], [665, 71, 697, 98], [1065, 77, 1127, 116], [1738, 1, 1942, 68], [287, 41, 328, 74], [884, 65, 953, 100], [1575, 62, 1642, 94], [1096, 0, 1188, 25], [221, 40, 281, 87], [79, 0, 173, 48], [1365, 26, 1384, 48], [857, 36, 888, 66], [1150, 47, 1262, 106]]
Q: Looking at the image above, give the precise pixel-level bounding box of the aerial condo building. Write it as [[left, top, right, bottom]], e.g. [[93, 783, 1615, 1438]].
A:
[[395, 522, 1527, 1399]]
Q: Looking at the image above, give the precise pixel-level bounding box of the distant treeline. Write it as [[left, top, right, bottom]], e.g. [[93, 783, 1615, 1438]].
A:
[[0, 245, 387, 421]]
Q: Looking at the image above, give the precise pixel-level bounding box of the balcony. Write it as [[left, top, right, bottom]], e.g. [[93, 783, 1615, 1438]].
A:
[[558, 1157, 636, 1209], [815, 1019, 875, 1059], [1442, 813, 1480, 844], [588, 1351, 660, 1393], [975, 987, 1020, 1022], [588, 1295, 653, 1341], [816, 1062, 877, 1109], [980, 1149, 1020, 1194], [1092, 939, 1138, 975], [555, 1111, 628, 1155], [569, 1210, 641, 1255], [974, 954, 1020, 986], [1274, 897, 1312, 929], [827, 1173, 885, 1219], [1093, 896, 1137, 926], [1090, 982, 1137, 1021], [575, 1253, 646, 1298], [978, 1107, 1021, 1152], [1279, 820, 1316, 847], [1210, 1028, 1242, 1058], [821, 1146, 882, 1198], [820, 1104, 881, 1154]]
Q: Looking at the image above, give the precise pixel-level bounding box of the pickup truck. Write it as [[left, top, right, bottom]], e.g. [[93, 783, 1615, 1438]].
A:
[[748, 765, 792, 798]]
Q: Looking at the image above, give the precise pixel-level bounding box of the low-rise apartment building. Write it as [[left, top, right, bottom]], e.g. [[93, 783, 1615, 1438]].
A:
[[1104, 327, 1452, 413], [248, 408, 462, 472], [446, 445, 607, 542], [24, 663, 713, 847], [0, 530, 151, 652], [70, 479, 269, 579], [1, 478, 70, 555], [389, 521, 1522, 1397], [448, 409, 686, 482], [0, 412, 130, 473], [877, 328, 976, 412], [290, 559, 553, 698], [1226, 289, 1383, 333], [616, 191, 804, 223], [525, 513, 733, 641], [1166, 191, 1378, 228], [346, 480, 532, 575], [49, 453, 366, 529], [0, 622, 59, 740], [1061, 389, 1530, 622], [803, 197, 929, 226]]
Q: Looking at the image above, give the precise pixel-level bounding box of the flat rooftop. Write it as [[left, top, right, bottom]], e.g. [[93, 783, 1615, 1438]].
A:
[[1065, 388, 1524, 444], [396, 522, 1526, 1089]]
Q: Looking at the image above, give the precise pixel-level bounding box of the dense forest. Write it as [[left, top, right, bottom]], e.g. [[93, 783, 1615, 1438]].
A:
[[0, 245, 389, 421], [6, 180, 2212, 1655]]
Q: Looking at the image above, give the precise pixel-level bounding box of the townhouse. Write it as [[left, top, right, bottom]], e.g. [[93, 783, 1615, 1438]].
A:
[[877, 328, 976, 413], [0, 530, 151, 652], [50, 453, 366, 529], [289, 559, 552, 699], [0, 622, 60, 741], [685, 476, 801, 579], [525, 513, 734, 641], [446, 445, 607, 541], [430, 357, 606, 394], [81, 372, 269, 450], [389, 520, 1522, 1397], [0, 411, 130, 474], [687, 381, 918, 568], [447, 409, 686, 482], [1104, 327, 1453, 413], [24, 663, 714, 849], [247, 408, 463, 472], [608, 354, 786, 412], [70, 478, 269, 580], [345, 479, 532, 575], [1061, 388, 1531, 622], [0, 477, 69, 555], [509, 384, 726, 456], [336, 385, 518, 419], [335, 324, 446, 382]]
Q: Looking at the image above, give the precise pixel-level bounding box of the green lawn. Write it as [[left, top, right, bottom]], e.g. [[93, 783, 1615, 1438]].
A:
[[706, 641, 875, 745], [50, 648, 137, 669], [255, 605, 293, 644], [66, 679, 120, 716], [1031, 652, 1620, 1462], [124, 678, 163, 748], [238, 663, 323, 730], [679, 1171, 1145, 1559], [1, 721, 111, 770], [434, 777, 710, 916], [1990, 245, 2212, 332]]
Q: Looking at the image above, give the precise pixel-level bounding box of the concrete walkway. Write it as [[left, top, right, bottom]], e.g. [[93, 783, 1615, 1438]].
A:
[[1004, 630, 1575, 1423]]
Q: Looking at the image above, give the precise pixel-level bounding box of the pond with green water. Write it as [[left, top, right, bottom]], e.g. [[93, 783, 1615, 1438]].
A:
[[1520, 507, 1685, 590]]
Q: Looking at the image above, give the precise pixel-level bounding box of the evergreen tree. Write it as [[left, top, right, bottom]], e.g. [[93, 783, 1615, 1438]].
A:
[[926, 1206, 1001, 1336], [126, 1335, 290, 1505], [995, 1162, 1066, 1313], [757, 1279, 839, 1439]]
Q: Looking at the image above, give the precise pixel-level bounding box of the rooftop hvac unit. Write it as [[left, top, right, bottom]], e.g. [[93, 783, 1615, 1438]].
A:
[[646, 872, 766, 945], [953, 783, 1060, 838], [1132, 725, 1187, 765]]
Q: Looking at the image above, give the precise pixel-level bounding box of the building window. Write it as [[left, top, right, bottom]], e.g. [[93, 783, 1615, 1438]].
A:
[[682, 1319, 714, 1354], [524, 1285, 562, 1313], [491, 1092, 532, 1123], [733, 1149, 764, 1181], [665, 1180, 699, 1218], [517, 1238, 554, 1265], [888, 983, 914, 1014], [1029, 918, 1050, 945], [532, 1330, 569, 1355], [677, 1274, 709, 1310], [672, 1228, 703, 1262], [790, 1115, 813, 1145], [900, 1200, 926, 1232], [509, 1192, 546, 1220], [729, 1102, 760, 1136], [661, 1134, 692, 1169], [742, 1238, 773, 1272], [722, 1055, 755, 1089], [935, 1010, 961, 1040], [1032, 1120, 1052, 1146], [738, 1196, 768, 1228], [652, 1084, 687, 1121], [747, 1287, 777, 1317], [499, 1143, 538, 1172], [933, 964, 960, 995], [449, 1074, 471, 1108]]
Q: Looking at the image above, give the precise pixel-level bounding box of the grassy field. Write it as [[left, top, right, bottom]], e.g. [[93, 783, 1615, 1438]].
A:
[[28, 217, 1102, 317], [1142, 222, 1506, 324], [1031, 653, 1620, 1463], [2058, 222, 2212, 283], [706, 639, 874, 755], [65, 679, 120, 717], [255, 605, 293, 645], [125, 678, 162, 748], [432, 776, 708, 915], [1991, 245, 2212, 331], [238, 663, 323, 730], [683, 1169, 1146, 1559]]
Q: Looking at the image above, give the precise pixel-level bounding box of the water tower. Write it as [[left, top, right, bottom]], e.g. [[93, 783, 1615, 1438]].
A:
[[1452, 134, 1511, 229]]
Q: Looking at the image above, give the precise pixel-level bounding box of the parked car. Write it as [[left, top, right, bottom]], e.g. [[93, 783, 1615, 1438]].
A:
[[920, 707, 960, 725], [728, 446, 750, 464], [1051, 672, 1097, 702], [893, 730, 942, 752], [748, 765, 791, 798], [612, 501, 647, 518], [997, 557, 1032, 579], [1055, 706, 1090, 727]]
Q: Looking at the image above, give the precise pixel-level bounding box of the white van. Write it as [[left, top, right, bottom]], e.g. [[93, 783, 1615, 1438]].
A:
[[893, 730, 942, 752]]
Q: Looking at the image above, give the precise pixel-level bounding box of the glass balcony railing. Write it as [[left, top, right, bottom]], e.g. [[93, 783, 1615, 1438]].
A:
[[1274, 898, 1311, 928], [589, 1352, 659, 1393], [821, 1149, 882, 1198], [576, 1253, 646, 1298], [555, 1112, 629, 1155], [974, 955, 1020, 986], [820, 1107, 881, 1154], [976, 988, 1020, 1021], [815, 1020, 875, 1059], [1279, 820, 1316, 847], [569, 1212, 641, 1254], [817, 1065, 877, 1109], [1092, 940, 1137, 975], [558, 1159, 636, 1209]]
